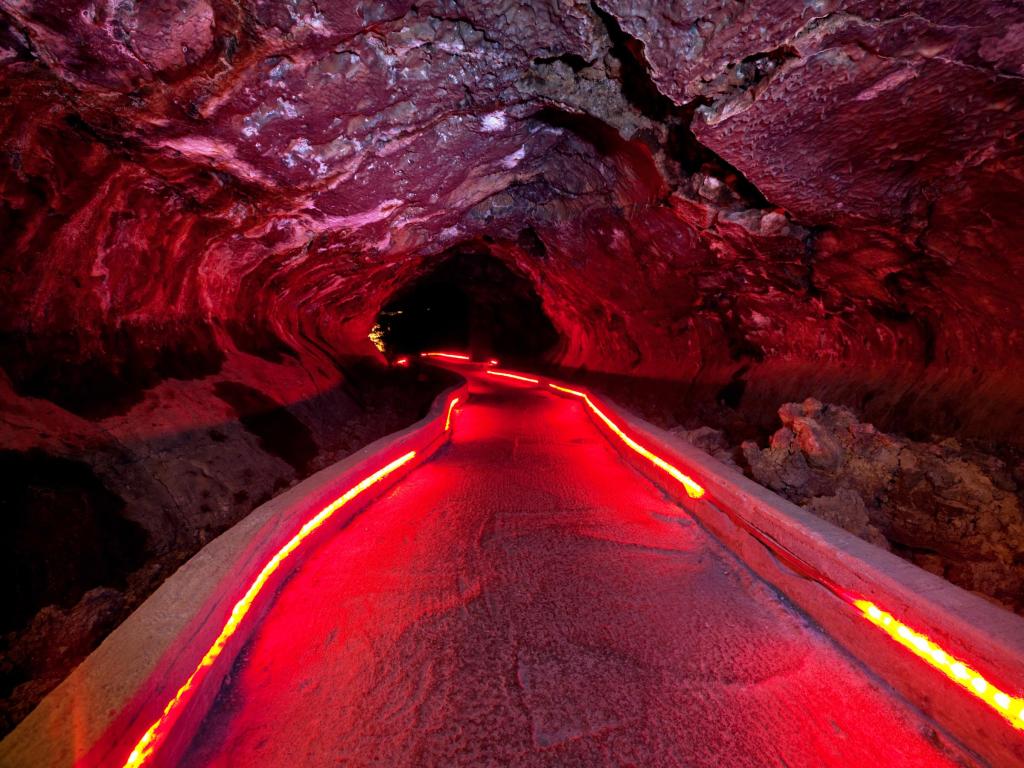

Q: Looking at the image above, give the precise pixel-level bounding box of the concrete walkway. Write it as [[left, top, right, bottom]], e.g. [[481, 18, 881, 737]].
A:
[[181, 374, 963, 767]]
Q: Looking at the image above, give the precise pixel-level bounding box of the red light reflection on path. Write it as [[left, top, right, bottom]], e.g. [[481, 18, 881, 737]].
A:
[[179, 376, 964, 767], [122, 450, 419, 768], [122, 356, 1024, 767], [545, 381, 1022, 731]]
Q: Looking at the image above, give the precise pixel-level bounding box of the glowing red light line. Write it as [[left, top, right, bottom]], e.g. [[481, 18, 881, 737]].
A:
[[445, 397, 459, 432], [548, 383, 705, 499], [552, 380, 1024, 730], [420, 351, 472, 361], [393, 357, 410, 367], [548, 383, 586, 398], [122, 450, 418, 768], [854, 599, 1024, 729], [486, 370, 540, 384]]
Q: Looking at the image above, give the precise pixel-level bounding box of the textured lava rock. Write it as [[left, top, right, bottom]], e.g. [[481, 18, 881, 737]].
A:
[[744, 400, 1024, 613], [669, 425, 739, 469], [3, 1, 1023, 440], [1, 0, 1023, 735], [0, 348, 447, 732]]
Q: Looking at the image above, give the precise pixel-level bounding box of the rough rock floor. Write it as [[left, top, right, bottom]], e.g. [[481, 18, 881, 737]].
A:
[[182, 375, 964, 767]]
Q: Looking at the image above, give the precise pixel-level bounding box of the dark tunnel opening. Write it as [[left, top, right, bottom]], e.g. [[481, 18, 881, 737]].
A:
[[372, 252, 560, 363]]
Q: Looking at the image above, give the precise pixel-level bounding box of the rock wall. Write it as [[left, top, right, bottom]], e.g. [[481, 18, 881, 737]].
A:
[[743, 399, 1024, 615]]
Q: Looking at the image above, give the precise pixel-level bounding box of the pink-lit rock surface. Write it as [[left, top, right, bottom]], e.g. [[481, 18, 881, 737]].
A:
[[1, 0, 1022, 737]]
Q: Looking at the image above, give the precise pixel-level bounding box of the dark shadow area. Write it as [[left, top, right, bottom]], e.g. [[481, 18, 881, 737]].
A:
[[373, 251, 559, 363], [0, 320, 226, 420], [0, 449, 146, 634], [213, 381, 319, 475]]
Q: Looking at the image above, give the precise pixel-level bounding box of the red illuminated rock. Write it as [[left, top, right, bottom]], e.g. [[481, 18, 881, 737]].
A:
[[744, 400, 1024, 614], [1, 0, 1022, 734]]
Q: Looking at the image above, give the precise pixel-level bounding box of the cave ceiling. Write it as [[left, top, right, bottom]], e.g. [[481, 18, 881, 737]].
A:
[[2, 0, 1023, 437]]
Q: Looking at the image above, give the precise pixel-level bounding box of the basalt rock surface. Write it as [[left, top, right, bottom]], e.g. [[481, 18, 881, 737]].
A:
[[1, 0, 1023, 735], [744, 400, 1024, 614]]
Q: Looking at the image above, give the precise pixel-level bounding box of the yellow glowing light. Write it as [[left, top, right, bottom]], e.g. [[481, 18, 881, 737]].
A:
[[445, 397, 459, 432], [123, 451, 419, 767], [368, 323, 387, 354], [485, 370, 540, 384], [854, 599, 1024, 730], [547, 383, 705, 499]]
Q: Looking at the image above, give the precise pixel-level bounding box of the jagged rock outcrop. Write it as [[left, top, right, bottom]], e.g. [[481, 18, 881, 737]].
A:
[[744, 400, 1024, 613]]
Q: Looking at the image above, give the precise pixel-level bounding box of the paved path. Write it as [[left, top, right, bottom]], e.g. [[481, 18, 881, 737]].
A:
[[182, 373, 963, 767]]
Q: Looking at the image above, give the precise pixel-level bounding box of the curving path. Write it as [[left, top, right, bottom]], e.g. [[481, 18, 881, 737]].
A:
[[181, 372, 963, 767]]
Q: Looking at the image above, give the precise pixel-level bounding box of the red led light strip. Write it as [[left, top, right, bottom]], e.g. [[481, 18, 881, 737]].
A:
[[545, 382, 1023, 731], [486, 369, 540, 384], [548, 383, 705, 499], [855, 599, 1024, 729], [122, 450, 419, 768], [420, 351, 471, 361], [444, 397, 459, 432]]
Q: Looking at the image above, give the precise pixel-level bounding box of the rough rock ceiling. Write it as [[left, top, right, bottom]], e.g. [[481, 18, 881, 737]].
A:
[[2, 0, 1023, 440]]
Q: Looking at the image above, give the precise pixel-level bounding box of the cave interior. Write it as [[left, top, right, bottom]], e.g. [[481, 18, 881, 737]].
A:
[[1, 0, 1023, 739]]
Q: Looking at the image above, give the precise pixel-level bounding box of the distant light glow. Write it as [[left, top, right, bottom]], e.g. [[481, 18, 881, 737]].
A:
[[548, 383, 705, 499], [488, 359, 500, 366], [420, 351, 471, 361], [122, 450, 419, 768], [445, 397, 459, 432], [393, 357, 410, 367], [486, 370, 540, 384], [368, 323, 386, 354], [854, 599, 1024, 730]]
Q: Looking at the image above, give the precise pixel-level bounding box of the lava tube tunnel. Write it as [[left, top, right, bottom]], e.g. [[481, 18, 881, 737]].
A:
[[1, 3, 1023, 767]]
